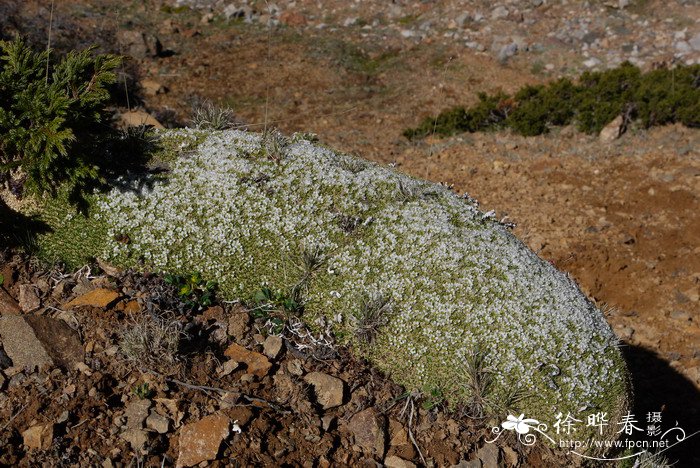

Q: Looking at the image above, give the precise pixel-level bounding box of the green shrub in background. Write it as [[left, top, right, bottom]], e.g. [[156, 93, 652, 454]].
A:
[[0, 37, 121, 199], [404, 62, 700, 139]]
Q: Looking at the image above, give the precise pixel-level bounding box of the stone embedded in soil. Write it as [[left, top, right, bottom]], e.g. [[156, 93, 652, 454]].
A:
[[599, 115, 624, 142], [224, 343, 272, 377], [64, 288, 120, 309], [176, 413, 230, 468], [23, 316, 84, 368], [476, 443, 500, 468], [146, 411, 170, 434], [0, 316, 54, 370], [121, 428, 149, 452], [347, 408, 386, 455], [124, 399, 152, 429], [218, 359, 239, 376], [22, 423, 54, 450], [18, 284, 41, 313], [0, 287, 21, 315], [304, 372, 345, 410], [384, 455, 417, 468], [263, 335, 283, 359], [227, 309, 250, 340]]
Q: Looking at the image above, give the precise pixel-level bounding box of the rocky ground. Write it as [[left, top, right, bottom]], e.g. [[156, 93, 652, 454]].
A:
[[1, 0, 699, 466], [0, 253, 571, 467]]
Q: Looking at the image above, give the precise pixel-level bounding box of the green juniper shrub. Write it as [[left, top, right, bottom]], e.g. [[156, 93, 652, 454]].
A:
[[0, 37, 121, 200], [404, 62, 700, 139], [635, 65, 700, 128], [403, 91, 512, 140], [507, 78, 578, 135], [575, 62, 641, 134]]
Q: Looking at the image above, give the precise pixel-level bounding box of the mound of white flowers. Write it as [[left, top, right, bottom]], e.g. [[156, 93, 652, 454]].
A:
[[38, 129, 629, 437]]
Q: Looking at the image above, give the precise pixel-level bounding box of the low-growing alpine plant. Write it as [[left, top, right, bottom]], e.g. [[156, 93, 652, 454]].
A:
[[28, 128, 630, 448]]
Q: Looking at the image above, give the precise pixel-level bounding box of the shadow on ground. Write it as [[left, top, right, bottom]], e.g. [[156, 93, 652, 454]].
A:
[[622, 344, 700, 466]]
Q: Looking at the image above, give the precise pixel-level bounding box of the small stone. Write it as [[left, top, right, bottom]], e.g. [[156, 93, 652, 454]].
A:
[[124, 399, 152, 429], [491, 6, 509, 19], [117, 30, 162, 58], [227, 309, 250, 340], [263, 335, 283, 359], [599, 115, 624, 142], [502, 446, 518, 466], [218, 360, 239, 376], [176, 414, 230, 467], [0, 287, 21, 315], [120, 428, 149, 451], [23, 423, 54, 449], [224, 343, 272, 377], [689, 33, 700, 52], [476, 443, 500, 468], [583, 57, 602, 68], [287, 359, 304, 376], [119, 111, 164, 129], [75, 362, 92, 376], [140, 79, 166, 96], [279, 11, 306, 26], [146, 411, 170, 434], [18, 284, 41, 312], [385, 455, 416, 468], [0, 316, 53, 370], [347, 408, 386, 455], [498, 43, 518, 62], [531, 0, 543, 6], [65, 288, 120, 309], [304, 372, 344, 409]]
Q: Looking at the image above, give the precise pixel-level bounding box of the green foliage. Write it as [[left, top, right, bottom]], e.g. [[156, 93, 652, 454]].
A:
[[163, 272, 217, 310], [404, 62, 700, 139], [132, 382, 153, 400], [0, 37, 121, 198]]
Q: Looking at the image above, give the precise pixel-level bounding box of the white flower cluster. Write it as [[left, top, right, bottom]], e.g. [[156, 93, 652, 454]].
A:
[[91, 129, 627, 418]]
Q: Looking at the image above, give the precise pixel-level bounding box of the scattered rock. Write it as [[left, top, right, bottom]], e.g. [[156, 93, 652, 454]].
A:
[[119, 111, 165, 129], [280, 11, 307, 27], [491, 6, 509, 20], [599, 115, 625, 142], [23, 315, 84, 368], [385, 455, 416, 468], [121, 428, 149, 452], [304, 372, 345, 409], [117, 30, 163, 58], [124, 399, 152, 429], [18, 284, 41, 312], [146, 412, 170, 434], [502, 446, 519, 466], [583, 57, 602, 68], [140, 79, 166, 96], [498, 42, 519, 62], [65, 288, 120, 309], [347, 408, 386, 455], [0, 316, 54, 370], [218, 359, 239, 376], [177, 414, 230, 468], [0, 287, 21, 315], [263, 335, 283, 359], [227, 309, 250, 340], [476, 443, 500, 468], [22, 423, 54, 450], [224, 343, 272, 377]]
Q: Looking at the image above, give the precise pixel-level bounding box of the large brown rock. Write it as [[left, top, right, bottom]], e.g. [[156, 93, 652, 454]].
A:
[[176, 414, 230, 467], [304, 372, 345, 410], [347, 408, 386, 456], [223, 343, 271, 377], [0, 315, 83, 370], [22, 423, 54, 450], [64, 288, 120, 309], [0, 287, 21, 315]]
